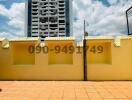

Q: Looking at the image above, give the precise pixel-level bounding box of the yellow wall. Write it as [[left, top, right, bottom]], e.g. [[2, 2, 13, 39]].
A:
[[48, 41, 73, 64], [0, 39, 83, 81], [0, 36, 132, 81], [12, 42, 35, 65], [87, 38, 132, 80], [87, 40, 111, 64]]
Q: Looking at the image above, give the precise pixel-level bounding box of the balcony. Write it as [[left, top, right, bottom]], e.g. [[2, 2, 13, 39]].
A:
[[49, 0, 57, 2], [49, 29, 58, 32], [40, 17, 48, 23], [32, 25, 38, 28], [32, 18, 38, 21], [39, 2, 48, 8], [40, 0, 48, 2], [49, 2, 57, 6]]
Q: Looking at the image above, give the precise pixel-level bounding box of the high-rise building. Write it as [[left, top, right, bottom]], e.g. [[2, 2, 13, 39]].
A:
[[26, 0, 73, 40]]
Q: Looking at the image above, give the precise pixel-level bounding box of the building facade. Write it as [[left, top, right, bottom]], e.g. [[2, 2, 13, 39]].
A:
[[26, 0, 73, 40]]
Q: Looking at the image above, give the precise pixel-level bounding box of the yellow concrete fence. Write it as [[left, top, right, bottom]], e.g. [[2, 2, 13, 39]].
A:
[[0, 36, 132, 81]]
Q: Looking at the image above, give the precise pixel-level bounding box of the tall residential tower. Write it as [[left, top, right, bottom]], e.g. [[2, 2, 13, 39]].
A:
[[26, 0, 73, 40]]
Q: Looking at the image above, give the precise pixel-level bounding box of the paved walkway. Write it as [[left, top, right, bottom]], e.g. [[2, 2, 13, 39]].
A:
[[0, 81, 132, 100]]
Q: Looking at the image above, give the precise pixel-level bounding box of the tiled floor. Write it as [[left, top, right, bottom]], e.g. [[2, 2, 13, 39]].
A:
[[0, 81, 132, 100]]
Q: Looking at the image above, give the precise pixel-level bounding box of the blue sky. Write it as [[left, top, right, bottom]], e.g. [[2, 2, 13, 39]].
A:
[[0, 0, 25, 8], [0, 0, 132, 40], [94, 0, 110, 6], [0, 0, 25, 38]]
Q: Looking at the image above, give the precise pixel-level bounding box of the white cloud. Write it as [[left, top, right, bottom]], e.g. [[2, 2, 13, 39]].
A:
[[107, 0, 118, 5], [0, 2, 25, 38], [0, 32, 14, 38], [0, 5, 8, 16], [73, 0, 132, 40], [7, 3, 25, 30]]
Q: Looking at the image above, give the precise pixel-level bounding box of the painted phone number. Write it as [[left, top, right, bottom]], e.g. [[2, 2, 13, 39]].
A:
[[28, 45, 104, 54]]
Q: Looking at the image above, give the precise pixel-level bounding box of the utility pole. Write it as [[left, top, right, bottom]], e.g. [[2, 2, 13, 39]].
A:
[[83, 20, 87, 81]]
